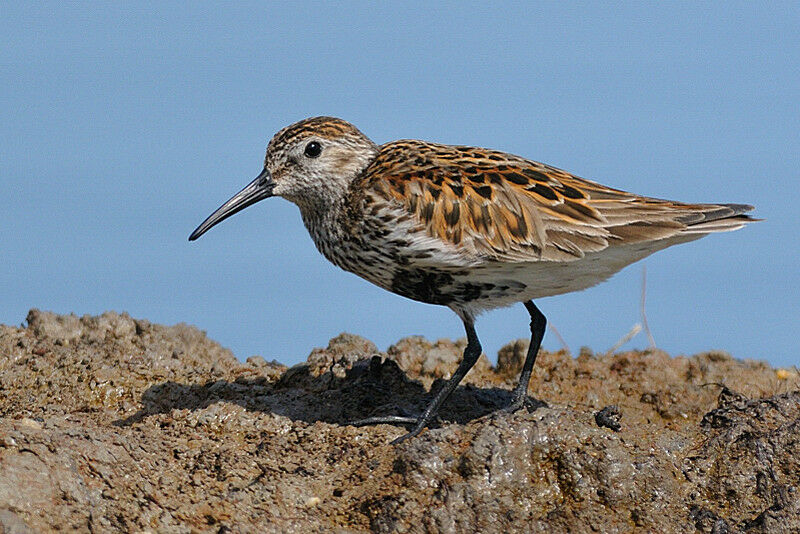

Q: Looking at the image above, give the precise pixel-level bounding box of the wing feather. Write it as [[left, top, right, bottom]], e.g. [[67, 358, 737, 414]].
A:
[[360, 140, 756, 263]]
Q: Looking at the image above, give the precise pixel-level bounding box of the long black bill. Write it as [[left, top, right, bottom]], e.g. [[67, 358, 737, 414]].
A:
[[188, 168, 276, 241]]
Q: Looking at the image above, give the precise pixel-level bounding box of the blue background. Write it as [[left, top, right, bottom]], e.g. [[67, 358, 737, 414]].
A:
[[2, 3, 798, 367]]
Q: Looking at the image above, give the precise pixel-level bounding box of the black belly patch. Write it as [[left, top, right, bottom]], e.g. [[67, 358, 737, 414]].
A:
[[390, 268, 506, 306]]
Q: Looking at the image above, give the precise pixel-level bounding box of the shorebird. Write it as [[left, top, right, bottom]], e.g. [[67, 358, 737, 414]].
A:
[[189, 117, 756, 443]]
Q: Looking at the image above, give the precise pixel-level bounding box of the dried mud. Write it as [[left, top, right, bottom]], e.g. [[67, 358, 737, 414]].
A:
[[0, 310, 798, 533]]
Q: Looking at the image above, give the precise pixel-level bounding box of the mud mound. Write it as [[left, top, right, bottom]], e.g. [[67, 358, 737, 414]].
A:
[[0, 310, 798, 532]]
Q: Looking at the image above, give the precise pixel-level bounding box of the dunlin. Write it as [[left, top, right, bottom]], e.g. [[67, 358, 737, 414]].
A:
[[190, 117, 756, 442]]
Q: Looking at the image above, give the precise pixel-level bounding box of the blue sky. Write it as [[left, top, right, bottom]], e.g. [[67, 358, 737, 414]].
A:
[[2, 3, 798, 367]]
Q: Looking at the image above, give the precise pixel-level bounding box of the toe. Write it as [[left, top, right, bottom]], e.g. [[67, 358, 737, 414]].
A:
[[349, 415, 419, 427]]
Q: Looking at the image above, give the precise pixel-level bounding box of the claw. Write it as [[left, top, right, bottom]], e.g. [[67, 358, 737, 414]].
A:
[[391, 424, 426, 444], [502, 395, 545, 414]]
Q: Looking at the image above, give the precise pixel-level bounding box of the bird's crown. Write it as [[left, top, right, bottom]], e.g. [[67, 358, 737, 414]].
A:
[[264, 117, 378, 210]]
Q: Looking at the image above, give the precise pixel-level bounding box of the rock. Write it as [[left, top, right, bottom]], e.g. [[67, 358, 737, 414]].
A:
[[594, 404, 622, 431], [495, 338, 529, 377], [0, 310, 797, 532], [387, 336, 494, 387], [0, 508, 34, 534]]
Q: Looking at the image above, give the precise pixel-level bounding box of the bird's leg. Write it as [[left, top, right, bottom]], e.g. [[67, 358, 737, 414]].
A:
[[503, 300, 546, 412], [350, 319, 483, 444], [392, 320, 482, 443]]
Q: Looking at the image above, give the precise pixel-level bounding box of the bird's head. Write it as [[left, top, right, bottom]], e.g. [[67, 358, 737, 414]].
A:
[[189, 116, 378, 241]]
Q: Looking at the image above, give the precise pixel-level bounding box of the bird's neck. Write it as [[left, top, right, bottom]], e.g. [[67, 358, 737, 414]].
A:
[[298, 197, 359, 271], [298, 194, 342, 231], [294, 147, 378, 262], [297, 193, 348, 248]]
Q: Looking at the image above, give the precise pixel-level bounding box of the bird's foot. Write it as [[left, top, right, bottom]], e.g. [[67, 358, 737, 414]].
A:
[[348, 411, 442, 445], [501, 394, 545, 414]]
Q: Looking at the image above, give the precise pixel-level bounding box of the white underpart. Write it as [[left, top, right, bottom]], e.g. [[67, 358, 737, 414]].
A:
[[451, 232, 705, 319]]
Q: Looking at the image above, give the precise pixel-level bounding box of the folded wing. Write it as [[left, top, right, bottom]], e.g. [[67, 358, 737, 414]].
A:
[[363, 140, 756, 263]]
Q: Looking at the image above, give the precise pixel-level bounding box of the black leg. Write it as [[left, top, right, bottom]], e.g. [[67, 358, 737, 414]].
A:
[[504, 300, 546, 412], [350, 318, 483, 444]]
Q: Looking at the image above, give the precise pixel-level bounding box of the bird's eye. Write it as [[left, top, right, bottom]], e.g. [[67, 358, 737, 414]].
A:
[[304, 141, 322, 158]]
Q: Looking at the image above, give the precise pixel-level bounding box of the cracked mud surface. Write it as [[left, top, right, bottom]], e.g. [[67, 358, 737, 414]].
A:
[[0, 310, 798, 533]]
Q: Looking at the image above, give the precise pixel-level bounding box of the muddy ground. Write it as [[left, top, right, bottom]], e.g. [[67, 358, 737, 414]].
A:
[[0, 309, 798, 533]]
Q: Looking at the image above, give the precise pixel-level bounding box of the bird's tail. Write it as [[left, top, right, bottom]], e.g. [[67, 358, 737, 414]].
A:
[[678, 203, 759, 234]]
